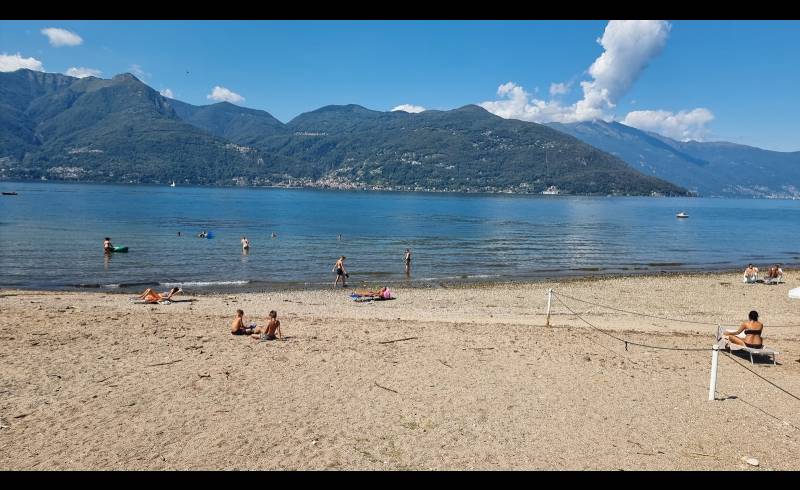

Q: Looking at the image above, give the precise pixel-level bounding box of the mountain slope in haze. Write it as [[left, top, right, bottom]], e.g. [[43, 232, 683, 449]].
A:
[[0, 69, 297, 185], [547, 120, 800, 197], [176, 101, 687, 195]]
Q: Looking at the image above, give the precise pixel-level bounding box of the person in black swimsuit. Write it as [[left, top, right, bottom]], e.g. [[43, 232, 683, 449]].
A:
[[333, 256, 349, 288], [724, 310, 764, 349]]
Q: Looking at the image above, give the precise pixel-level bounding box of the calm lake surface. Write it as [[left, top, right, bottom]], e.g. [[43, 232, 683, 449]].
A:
[[1, 181, 799, 291]]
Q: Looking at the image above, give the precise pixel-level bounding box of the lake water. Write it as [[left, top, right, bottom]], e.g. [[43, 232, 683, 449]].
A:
[[1, 181, 799, 291]]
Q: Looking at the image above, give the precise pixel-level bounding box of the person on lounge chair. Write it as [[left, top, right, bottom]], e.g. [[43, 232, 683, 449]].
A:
[[742, 264, 759, 283], [722, 310, 764, 349], [137, 287, 182, 303]]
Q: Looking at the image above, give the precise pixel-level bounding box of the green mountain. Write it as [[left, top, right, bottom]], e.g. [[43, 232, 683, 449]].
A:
[[548, 120, 800, 197], [0, 69, 687, 195], [175, 102, 688, 195], [0, 69, 292, 185]]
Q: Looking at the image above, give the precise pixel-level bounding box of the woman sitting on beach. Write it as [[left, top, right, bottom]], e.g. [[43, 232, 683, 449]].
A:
[[743, 264, 759, 283], [137, 287, 182, 304], [723, 310, 764, 349]]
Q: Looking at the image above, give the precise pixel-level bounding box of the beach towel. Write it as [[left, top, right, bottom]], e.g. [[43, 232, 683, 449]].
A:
[[129, 298, 172, 305]]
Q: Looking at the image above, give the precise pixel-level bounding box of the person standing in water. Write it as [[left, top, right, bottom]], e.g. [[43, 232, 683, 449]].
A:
[[404, 248, 412, 275], [241, 236, 250, 251], [333, 256, 349, 287], [103, 237, 113, 253]]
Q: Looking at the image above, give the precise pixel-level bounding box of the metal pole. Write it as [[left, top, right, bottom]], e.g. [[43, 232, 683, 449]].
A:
[[708, 344, 719, 401], [546, 288, 553, 327]]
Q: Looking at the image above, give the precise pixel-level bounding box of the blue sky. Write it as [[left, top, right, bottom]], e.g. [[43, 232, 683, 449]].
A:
[[1, 20, 799, 151]]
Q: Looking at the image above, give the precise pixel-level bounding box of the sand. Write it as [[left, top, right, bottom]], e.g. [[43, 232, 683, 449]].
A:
[[1, 271, 799, 470]]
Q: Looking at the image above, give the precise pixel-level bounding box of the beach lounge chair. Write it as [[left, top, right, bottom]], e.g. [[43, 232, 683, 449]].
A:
[[742, 273, 758, 284], [716, 326, 779, 365]]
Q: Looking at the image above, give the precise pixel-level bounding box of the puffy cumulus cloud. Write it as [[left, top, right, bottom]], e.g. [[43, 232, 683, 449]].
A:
[[480, 20, 672, 123], [65, 66, 102, 78], [207, 85, 245, 104], [549, 82, 570, 97], [622, 108, 715, 141], [41, 28, 83, 47], [391, 104, 426, 113], [0, 52, 44, 72], [160, 88, 174, 98]]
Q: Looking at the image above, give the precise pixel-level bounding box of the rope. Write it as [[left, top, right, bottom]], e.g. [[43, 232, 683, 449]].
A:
[[553, 291, 800, 328], [552, 293, 713, 352], [722, 352, 800, 402]]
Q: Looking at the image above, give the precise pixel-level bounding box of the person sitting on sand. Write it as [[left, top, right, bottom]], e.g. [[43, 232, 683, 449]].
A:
[[353, 287, 393, 299], [766, 264, 783, 283], [723, 310, 764, 349], [743, 264, 759, 283], [231, 309, 260, 335], [103, 237, 113, 253], [138, 287, 182, 303], [251, 310, 282, 340]]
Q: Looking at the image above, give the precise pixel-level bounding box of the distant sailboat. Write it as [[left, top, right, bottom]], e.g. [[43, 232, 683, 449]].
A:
[[170, 181, 176, 187]]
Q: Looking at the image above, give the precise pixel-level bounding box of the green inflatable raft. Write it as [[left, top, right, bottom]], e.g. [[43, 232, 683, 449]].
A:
[[111, 246, 128, 253]]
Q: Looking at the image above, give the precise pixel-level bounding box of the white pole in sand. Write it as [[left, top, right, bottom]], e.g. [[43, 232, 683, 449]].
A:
[[545, 288, 553, 327], [708, 343, 720, 401]]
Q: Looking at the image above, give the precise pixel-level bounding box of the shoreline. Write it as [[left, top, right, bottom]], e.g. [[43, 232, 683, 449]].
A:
[[3, 265, 796, 294]]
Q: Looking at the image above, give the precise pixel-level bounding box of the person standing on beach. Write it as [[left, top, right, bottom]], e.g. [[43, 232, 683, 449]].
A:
[[333, 256, 349, 287], [404, 248, 412, 274], [241, 236, 250, 251]]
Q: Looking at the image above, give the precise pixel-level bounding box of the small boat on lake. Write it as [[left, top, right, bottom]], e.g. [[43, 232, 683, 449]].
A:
[[676, 212, 689, 218], [2, 191, 18, 196]]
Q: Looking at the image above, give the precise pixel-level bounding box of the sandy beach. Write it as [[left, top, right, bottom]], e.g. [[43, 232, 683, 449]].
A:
[[1, 271, 799, 470]]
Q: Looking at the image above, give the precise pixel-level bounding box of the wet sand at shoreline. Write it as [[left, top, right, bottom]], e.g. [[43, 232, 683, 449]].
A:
[[1, 271, 799, 470]]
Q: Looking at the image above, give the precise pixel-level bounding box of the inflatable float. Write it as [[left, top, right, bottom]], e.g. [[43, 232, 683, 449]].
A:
[[789, 287, 800, 300], [111, 246, 128, 253]]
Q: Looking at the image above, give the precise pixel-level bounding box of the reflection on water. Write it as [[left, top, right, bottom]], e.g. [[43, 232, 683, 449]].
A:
[[0, 181, 799, 290]]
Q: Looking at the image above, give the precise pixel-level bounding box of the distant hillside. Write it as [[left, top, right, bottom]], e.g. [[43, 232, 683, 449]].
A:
[[175, 101, 687, 195], [547, 120, 800, 197], [0, 69, 686, 195], [0, 69, 295, 185]]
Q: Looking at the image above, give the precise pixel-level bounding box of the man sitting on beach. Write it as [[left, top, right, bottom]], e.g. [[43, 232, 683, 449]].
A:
[[251, 310, 281, 340], [743, 264, 759, 283], [765, 264, 784, 284]]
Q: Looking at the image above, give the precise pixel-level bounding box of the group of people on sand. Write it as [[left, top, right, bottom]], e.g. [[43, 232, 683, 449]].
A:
[[231, 309, 282, 341], [743, 263, 784, 283]]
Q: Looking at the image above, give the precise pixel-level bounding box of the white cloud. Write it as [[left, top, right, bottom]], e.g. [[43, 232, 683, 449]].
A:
[[480, 20, 672, 123], [41, 28, 83, 47], [129, 64, 151, 79], [478, 20, 714, 139], [207, 85, 245, 104], [160, 88, 174, 98], [549, 82, 570, 97], [391, 104, 426, 113], [0, 52, 44, 72], [65, 66, 102, 78], [622, 108, 715, 141]]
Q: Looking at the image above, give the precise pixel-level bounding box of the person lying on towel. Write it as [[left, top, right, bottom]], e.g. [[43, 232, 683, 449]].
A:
[[352, 287, 394, 299], [137, 287, 182, 304]]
